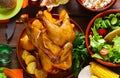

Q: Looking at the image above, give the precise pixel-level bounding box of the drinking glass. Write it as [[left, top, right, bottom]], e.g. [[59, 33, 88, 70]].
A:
[[0, 44, 13, 64]]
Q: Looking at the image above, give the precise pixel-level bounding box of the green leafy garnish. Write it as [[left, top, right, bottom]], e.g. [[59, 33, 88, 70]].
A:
[[71, 33, 89, 78]]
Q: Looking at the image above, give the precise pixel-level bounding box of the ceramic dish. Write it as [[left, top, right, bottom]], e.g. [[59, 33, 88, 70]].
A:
[[85, 10, 120, 67], [16, 16, 83, 78], [0, 0, 23, 20], [78, 65, 91, 78], [77, 0, 116, 12]]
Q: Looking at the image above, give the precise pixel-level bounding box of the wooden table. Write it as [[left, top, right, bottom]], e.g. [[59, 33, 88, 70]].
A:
[[0, 0, 120, 77]]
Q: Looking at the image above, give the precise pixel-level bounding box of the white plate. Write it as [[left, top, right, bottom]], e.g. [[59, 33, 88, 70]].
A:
[[78, 65, 92, 78]]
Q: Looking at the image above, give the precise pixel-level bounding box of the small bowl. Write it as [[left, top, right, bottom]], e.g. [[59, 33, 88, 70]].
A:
[[77, 0, 116, 12], [85, 9, 120, 67]]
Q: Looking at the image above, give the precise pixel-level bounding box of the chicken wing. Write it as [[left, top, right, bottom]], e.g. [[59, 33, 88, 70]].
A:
[[41, 10, 76, 47]]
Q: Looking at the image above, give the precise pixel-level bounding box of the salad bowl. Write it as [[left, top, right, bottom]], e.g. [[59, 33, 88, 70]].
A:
[[85, 9, 120, 67], [77, 0, 116, 12]]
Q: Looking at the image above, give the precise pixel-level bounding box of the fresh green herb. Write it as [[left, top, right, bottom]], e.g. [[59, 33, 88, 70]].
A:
[[71, 33, 89, 78], [0, 68, 7, 78]]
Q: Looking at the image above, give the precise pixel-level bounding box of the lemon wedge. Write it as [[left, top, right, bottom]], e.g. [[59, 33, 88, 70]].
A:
[[104, 27, 120, 44], [56, 0, 69, 5]]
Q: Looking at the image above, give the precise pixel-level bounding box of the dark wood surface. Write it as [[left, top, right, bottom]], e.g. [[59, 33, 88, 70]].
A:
[[0, 0, 120, 78]]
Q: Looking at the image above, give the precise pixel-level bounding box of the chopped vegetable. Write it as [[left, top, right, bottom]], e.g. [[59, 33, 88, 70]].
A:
[[100, 48, 109, 56], [26, 62, 37, 74], [111, 17, 118, 25], [97, 29, 107, 36], [71, 33, 89, 78]]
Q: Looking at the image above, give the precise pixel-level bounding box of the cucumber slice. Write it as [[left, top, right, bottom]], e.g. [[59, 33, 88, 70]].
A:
[[111, 17, 117, 25]]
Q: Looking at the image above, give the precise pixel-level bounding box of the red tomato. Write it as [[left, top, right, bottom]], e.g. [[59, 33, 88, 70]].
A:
[[97, 29, 107, 36]]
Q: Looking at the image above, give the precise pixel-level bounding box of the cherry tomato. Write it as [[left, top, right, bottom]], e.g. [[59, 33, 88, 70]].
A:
[[97, 29, 107, 36], [100, 48, 109, 56]]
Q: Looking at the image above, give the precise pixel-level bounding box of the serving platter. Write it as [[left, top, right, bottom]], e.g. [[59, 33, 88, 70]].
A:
[[16, 15, 83, 78]]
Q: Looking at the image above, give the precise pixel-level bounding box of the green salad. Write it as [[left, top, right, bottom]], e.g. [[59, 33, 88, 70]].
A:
[[90, 13, 120, 63]]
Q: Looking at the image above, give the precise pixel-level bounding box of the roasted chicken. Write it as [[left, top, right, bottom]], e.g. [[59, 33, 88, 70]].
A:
[[42, 10, 75, 47], [21, 10, 76, 77]]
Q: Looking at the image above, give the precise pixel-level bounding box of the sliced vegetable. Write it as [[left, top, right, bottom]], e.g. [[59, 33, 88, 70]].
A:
[[26, 62, 37, 74], [97, 29, 107, 36], [111, 17, 118, 25], [100, 48, 109, 56], [22, 50, 30, 60], [25, 55, 36, 65]]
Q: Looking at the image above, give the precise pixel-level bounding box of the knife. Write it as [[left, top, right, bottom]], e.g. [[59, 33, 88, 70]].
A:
[[6, 6, 29, 40], [6, 18, 16, 41], [6, 4, 40, 40]]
